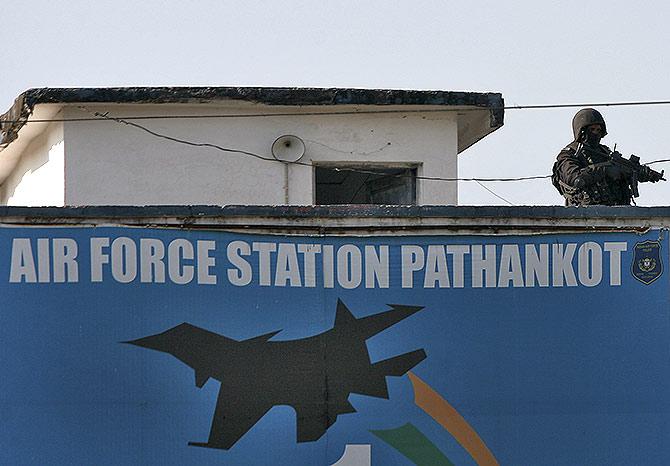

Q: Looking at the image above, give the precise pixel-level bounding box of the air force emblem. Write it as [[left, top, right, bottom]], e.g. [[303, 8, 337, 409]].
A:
[[632, 240, 663, 285]]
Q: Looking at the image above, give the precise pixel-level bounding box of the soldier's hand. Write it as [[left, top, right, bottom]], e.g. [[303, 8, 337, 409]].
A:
[[604, 162, 628, 180]]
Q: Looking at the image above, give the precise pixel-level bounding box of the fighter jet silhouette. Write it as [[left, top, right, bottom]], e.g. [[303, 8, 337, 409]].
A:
[[124, 299, 426, 450]]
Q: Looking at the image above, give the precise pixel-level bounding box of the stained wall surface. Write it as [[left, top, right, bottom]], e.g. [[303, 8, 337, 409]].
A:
[[60, 104, 458, 205]]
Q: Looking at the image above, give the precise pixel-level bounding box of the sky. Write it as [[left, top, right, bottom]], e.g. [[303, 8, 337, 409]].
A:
[[2, 0, 669, 206]]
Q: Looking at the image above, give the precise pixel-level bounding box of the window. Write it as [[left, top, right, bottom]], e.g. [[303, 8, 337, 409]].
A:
[[315, 165, 417, 205]]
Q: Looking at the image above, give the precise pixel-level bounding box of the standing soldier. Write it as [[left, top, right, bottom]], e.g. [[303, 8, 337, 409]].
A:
[[552, 108, 663, 206]]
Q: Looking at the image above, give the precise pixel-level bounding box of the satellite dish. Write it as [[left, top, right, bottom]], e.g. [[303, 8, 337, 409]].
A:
[[271, 135, 305, 162]]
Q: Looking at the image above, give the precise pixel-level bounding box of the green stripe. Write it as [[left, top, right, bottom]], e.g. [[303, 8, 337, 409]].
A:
[[371, 423, 455, 466]]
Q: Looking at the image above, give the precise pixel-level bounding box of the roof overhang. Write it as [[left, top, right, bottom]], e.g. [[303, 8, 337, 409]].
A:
[[0, 87, 504, 180]]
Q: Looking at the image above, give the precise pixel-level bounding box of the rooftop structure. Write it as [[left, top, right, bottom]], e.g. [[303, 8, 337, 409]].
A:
[[0, 87, 503, 206]]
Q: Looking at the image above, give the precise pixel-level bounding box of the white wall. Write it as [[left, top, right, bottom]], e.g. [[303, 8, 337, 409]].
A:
[[1, 122, 64, 206], [62, 104, 458, 206]]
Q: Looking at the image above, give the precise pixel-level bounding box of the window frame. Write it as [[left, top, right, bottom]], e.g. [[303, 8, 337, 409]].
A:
[[312, 162, 420, 205]]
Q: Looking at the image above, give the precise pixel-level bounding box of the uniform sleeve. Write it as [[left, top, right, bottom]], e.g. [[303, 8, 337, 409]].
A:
[[555, 150, 607, 189]]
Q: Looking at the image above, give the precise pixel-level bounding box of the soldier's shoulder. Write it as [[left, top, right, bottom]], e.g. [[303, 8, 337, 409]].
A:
[[556, 141, 579, 160], [562, 141, 580, 152]]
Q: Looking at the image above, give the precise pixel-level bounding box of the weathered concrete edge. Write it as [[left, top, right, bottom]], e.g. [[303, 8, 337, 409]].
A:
[[0, 204, 668, 218], [17, 87, 504, 108], [0, 87, 504, 152], [0, 205, 668, 230]]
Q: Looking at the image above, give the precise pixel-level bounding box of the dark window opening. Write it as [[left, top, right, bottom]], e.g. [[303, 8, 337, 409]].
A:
[[315, 166, 417, 205]]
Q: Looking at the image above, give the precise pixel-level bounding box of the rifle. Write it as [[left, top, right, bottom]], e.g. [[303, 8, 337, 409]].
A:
[[582, 145, 665, 198]]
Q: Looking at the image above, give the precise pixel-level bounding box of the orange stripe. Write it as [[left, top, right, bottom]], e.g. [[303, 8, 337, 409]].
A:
[[407, 371, 500, 466]]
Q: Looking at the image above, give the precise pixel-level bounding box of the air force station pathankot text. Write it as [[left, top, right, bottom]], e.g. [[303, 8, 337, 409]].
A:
[[8, 237, 629, 289]]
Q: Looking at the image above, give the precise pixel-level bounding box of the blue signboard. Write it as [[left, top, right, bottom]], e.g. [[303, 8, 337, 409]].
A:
[[1, 227, 668, 465]]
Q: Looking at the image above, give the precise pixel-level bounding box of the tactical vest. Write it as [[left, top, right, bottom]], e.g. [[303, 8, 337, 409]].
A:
[[552, 146, 632, 206], [555, 178, 629, 206]]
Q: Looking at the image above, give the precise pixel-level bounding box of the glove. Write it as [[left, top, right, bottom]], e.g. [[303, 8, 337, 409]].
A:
[[603, 162, 628, 180]]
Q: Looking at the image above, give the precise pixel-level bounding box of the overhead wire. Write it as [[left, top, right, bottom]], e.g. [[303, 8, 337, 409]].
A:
[[8, 100, 670, 203], [90, 109, 552, 183], [87, 109, 670, 205], [474, 181, 515, 205], [90, 109, 533, 204], [647, 159, 670, 165], [1, 99, 670, 124], [93, 111, 276, 162]]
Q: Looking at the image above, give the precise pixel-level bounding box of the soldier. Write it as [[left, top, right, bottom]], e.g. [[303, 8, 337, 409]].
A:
[[552, 108, 663, 206]]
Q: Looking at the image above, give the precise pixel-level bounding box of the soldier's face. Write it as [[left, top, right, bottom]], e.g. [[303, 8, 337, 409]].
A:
[[587, 124, 604, 136], [585, 124, 603, 144]]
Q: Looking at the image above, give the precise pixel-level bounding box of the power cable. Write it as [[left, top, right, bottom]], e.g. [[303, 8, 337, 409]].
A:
[[1, 99, 670, 124], [90, 110, 670, 186], [92, 110, 531, 205], [647, 159, 670, 165], [3, 98, 666, 203], [16, 107, 668, 204], [90, 110, 552, 183], [474, 181, 515, 205], [503, 100, 670, 110], [93, 111, 276, 162]]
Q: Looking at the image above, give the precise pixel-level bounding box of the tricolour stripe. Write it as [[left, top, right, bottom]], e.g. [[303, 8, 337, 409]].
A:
[[407, 372, 500, 466], [370, 423, 455, 466]]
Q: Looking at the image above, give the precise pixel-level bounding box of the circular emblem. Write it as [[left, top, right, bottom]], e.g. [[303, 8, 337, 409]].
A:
[[638, 257, 657, 272]]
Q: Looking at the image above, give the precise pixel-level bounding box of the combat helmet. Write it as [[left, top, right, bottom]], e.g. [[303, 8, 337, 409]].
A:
[[572, 108, 607, 140]]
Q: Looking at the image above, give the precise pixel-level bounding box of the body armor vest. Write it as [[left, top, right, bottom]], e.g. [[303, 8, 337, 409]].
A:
[[552, 144, 632, 206]]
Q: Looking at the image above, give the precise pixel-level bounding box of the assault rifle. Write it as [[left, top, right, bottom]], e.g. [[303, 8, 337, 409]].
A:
[[582, 145, 665, 199]]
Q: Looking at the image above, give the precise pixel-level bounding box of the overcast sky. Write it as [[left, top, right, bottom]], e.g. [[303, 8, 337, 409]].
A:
[[3, 1, 669, 206]]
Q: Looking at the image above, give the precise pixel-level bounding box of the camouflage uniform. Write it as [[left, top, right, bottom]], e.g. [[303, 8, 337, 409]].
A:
[[553, 141, 632, 206], [552, 108, 632, 206]]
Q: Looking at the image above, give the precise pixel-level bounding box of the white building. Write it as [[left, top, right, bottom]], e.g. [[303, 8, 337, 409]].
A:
[[0, 87, 503, 206]]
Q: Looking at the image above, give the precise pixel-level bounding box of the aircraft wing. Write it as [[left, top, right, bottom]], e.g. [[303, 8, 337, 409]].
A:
[[189, 382, 273, 450]]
